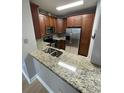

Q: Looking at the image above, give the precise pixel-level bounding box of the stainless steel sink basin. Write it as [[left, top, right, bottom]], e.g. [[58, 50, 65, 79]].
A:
[[51, 50, 63, 57], [42, 48, 56, 54], [42, 48, 63, 57]]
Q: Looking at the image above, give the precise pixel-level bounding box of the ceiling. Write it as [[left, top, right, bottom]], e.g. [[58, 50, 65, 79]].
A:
[[30, 0, 98, 16]]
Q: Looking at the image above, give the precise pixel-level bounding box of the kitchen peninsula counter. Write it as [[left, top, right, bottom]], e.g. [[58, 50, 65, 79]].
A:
[[30, 47, 101, 93]]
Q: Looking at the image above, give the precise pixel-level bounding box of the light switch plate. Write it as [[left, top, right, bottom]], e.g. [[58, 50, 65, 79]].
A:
[[24, 39, 28, 44]]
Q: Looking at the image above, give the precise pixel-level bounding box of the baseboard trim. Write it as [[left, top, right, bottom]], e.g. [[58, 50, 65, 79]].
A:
[[22, 69, 31, 84], [30, 74, 37, 83], [36, 75, 54, 93], [22, 71, 54, 93]]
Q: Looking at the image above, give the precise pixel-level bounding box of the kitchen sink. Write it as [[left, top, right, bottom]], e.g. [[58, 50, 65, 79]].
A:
[[51, 50, 63, 57], [42, 48, 56, 54], [42, 48, 63, 57]]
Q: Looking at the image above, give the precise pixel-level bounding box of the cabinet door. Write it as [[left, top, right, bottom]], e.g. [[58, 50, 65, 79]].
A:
[[63, 19, 67, 32], [39, 14, 46, 36], [53, 18, 57, 32], [49, 16, 54, 27], [79, 14, 95, 56], [67, 15, 82, 27], [56, 19, 64, 33], [56, 40, 65, 50], [30, 2, 41, 39], [44, 15, 50, 27], [67, 17, 73, 27], [73, 15, 82, 26]]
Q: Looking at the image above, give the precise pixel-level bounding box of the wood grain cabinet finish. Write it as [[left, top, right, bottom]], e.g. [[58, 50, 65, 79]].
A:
[[63, 19, 67, 32], [39, 14, 58, 35], [53, 18, 57, 32], [39, 14, 46, 36], [56, 40, 65, 50], [49, 16, 54, 27], [67, 15, 82, 27], [79, 14, 95, 56], [67, 16, 73, 27], [30, 2, 41, 39], [44, 15, 50, 27], [56, 19, 64, 33]]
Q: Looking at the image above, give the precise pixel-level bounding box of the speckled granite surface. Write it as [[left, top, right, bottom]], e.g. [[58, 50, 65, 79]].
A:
[[53, 36, 65, 40], [30, 47, 101, 93], [36, 39, 49, 49]]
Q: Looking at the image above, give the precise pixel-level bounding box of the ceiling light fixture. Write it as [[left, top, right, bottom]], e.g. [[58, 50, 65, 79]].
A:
[[56, 0, 84, 11]]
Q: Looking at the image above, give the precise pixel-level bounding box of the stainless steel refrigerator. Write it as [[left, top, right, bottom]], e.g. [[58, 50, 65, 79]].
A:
[[65, 28, 81, 55]]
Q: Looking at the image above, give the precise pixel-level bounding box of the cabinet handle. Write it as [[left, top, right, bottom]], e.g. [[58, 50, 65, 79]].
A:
[[92, 33, 96, 39]]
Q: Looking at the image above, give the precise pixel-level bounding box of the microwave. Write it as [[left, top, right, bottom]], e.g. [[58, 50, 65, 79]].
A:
[[46, 27, 55, 34]]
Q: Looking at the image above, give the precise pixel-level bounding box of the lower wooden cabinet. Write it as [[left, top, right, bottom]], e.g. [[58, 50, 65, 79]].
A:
[[56, 40, 65, 50]]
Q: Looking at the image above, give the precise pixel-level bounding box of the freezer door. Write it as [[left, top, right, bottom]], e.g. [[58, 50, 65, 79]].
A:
[[71, 28, 81, 40], [66, 28, 72, 36], [71, 28, 81, 48], [65, 28, 71, 46]]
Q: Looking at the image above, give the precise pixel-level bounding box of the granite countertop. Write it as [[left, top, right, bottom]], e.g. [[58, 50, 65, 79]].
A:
[[30, 47, 101, 93], [36, 39, 50, 50], [53, 35, 65, 40]]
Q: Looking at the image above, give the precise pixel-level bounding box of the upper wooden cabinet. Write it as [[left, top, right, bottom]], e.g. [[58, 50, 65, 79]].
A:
[[56, 19, 64, 33], [44, 15, 50, 27], [79, 14, 95, 57], [30, 2, 41, 39], [49, 16, 54, 27], [39, 14, 46, 36], [39, 14, 58, 35], [53, 18, 57, 32], [67, 15, 82, 27], [63, 19, 67, 32]]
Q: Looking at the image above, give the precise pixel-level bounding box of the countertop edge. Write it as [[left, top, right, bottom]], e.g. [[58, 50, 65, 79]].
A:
[[29, 53, 82, 93]]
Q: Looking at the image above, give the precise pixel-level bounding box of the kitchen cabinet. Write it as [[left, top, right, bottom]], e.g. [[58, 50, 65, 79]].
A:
[[49, 16, 54, 27], [56, 18, 64, 33], [79, 14, 95, 56], [67, 15, 82, 27], [53, 18, 57, 32], [63, 18, 67, 32], [30, 2, 41, 39], [39, 14, 46, 36], [39, 14, 58, 36], [44, 15, 50, 27], [56, 40, 65, 50]]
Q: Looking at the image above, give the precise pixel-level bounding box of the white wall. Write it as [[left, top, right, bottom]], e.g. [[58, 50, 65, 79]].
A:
[[22, 0, 37, 78], [91, 16, 101, 65], [88, 0, 101, 59]]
